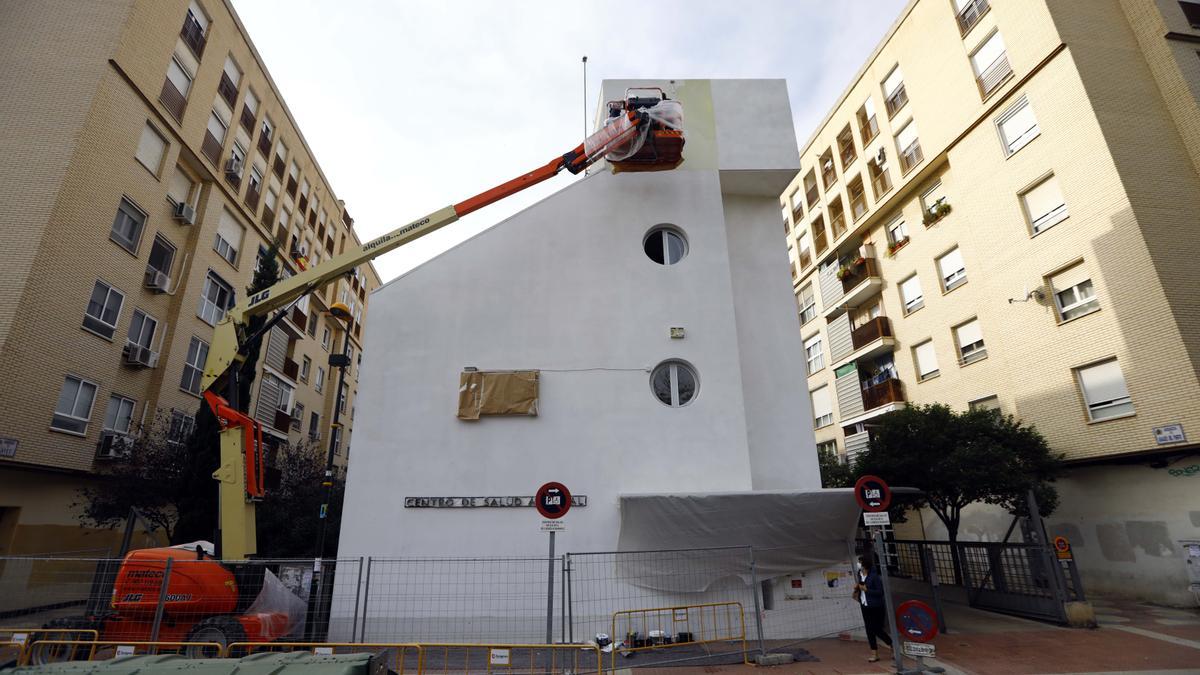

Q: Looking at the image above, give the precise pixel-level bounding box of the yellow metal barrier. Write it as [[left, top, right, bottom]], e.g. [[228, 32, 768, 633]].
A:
[[226, 642, 424, 674], [609, 601, 749, 670], [23, 640, 222, 664], [2, 629, 99, 666], [417, 643, 602, 675]]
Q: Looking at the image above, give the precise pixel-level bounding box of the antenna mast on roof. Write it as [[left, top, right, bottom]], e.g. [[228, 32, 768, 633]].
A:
[[582, 55, 588, 143]]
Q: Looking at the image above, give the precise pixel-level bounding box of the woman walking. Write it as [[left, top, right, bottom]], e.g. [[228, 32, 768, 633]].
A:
[[855, 555, 893, 662]]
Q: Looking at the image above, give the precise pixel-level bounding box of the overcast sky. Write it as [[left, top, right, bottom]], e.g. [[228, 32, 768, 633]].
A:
[[232, 0, 909, 282]]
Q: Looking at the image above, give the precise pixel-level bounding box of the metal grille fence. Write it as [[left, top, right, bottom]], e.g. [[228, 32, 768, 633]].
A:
[[1, 547, 863, 667]]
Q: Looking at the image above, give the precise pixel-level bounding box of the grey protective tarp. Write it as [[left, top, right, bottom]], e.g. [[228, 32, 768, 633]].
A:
[[615, 489, 865, 592]]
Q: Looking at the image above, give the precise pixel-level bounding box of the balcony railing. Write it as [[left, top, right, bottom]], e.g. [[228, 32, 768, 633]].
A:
[[805, 184, 820, 208], [290, 306, 308, 333], [258, 132, 272, 156], [217, 73, 238, 107], [159, 78, 187, 121], [273, 409, 292, 432], [839, 144, 857, 169], [899, 140, 924, 174], [956, 0, 990, 35], [298, 195, 308, 214], [273, 155, 286, 178], [849, 190, 867, 221], [851, 316, 893, 351], [976, 53, 1013, 97], [813, 227, 829, 256], [862, 377, 904, 411], [840, 257, 879, 294], [283, 357, 300, 381], [263, 207, 275, 230], [244, 183, 261, 210], [829, 211, 847, 239], [821, 164, 838, 190], [799, 249, 812, 271], [240, 105, 256, 134], [200, 130, 223, 166], [180, 17, 206, 59], [871, 168, 893, 199], [885, 84, 908, 117], [286, 176, 298, 196], [859, 115, 879, 145]]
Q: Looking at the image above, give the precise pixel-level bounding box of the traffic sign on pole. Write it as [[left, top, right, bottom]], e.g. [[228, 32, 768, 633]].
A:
[[896, 599, 940, 643], [535, 482, 572, 519], [855, 475, 892, 512], [1054, 536, 1073, 560]]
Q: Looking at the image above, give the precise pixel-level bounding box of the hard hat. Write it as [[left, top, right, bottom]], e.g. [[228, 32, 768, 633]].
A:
[[593, 633, 613, 653]]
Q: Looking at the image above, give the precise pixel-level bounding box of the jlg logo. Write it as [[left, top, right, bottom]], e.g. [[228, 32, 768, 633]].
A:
[[249, 289, 271, 306]]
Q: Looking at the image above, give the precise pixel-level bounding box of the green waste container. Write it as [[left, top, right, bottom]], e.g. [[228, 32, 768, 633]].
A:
[[1, 651, 385, 675]]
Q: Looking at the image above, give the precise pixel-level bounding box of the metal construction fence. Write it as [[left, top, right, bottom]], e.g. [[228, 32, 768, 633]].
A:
[[0, 546, 863, 669]]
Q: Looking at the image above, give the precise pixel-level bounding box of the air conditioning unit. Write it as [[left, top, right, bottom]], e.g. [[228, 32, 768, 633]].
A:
[[173, 201, 196, 225], [96, 433, 132, 460], [122, 343, 159, 368], [823, 159, 833, 171], [144, 268, 171, 293], [876, 147, 887, 166], [225, 158, 243, 176]]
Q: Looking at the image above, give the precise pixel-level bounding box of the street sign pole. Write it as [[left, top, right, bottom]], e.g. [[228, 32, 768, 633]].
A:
[[545, 529, 555, 645]]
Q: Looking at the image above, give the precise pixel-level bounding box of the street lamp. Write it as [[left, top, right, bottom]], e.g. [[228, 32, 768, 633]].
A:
[[315, 300, 353, 558]]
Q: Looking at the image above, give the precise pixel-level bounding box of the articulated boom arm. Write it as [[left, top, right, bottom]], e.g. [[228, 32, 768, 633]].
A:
[[199, 109, 644, 395]]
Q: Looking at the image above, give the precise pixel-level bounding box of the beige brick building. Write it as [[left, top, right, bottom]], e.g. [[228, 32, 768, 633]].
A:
[[783, 0, 1200, 604], [0, 0, 381, 556]]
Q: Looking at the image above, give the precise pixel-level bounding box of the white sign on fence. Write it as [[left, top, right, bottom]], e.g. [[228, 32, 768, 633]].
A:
[[489, 648, 511, 665], [115, 645, 136, 657], [11, 633, 28, 645], [903, 641, 936, 658], [315, 647, 334, 655], [863, 511, 891, 527]]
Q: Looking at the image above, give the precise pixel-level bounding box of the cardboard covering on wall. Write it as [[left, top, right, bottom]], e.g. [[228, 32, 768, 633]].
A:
[[457, 370, 539, 420]]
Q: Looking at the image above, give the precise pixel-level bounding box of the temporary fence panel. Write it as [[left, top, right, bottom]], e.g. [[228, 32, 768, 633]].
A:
[[750, 546, 862, 646], [347, 557, 564, 644], [418, 643, 601, 675], [0, 555, 112, 618], [1, 628, 99, 666], [22, 640, 222, 664], [609, 601, 749, 671], [227, 641, 422, 674]]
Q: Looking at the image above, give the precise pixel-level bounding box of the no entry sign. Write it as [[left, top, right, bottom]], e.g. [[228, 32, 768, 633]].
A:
[[896, 600, 939, 643], [854, 475, 892, 512], [535, 482, 571, 519]]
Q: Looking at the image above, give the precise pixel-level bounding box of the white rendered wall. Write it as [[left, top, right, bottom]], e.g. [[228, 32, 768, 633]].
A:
[[334, 79, 823, 641]]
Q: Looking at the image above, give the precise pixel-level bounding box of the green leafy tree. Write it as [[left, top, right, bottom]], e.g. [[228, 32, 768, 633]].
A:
[[817, 445, 855, 488], [854, 404, 1063, 545]]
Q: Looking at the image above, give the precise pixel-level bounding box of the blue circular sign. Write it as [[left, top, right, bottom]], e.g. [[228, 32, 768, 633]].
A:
[[896, 600, 939, 643]]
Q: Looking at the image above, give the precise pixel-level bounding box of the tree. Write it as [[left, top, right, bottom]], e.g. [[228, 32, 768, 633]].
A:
[[256, 441, 346, 558], [853, 404, 1063, 546], [817, 444, 855, 488]]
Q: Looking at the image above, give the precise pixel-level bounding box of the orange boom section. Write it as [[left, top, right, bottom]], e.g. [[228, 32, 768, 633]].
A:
[[110, 547, 238, 619]]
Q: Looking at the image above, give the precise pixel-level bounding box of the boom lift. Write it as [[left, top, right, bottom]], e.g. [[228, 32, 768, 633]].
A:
[[26, 90, 686, 661]]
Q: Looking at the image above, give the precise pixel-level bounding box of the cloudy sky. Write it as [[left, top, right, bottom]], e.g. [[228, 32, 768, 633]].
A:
[[232, 0, 909, 282]]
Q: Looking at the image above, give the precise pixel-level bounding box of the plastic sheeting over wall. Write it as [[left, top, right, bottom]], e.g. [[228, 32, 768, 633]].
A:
[[457, 370, 540, 420], [616, 490, 864, 591]]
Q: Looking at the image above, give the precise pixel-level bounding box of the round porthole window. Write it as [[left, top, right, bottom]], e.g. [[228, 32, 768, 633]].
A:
[[650, 360, 698, 407], [643, 226, 687, 265]]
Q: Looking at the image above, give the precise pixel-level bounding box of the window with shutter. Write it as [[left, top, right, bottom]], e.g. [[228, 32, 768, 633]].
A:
[[1076, 358, 1134, 421], [954, 318, 987, 364], [214, 210, 245, 266], [899, 274, 924, 313], [938, 247, 967, 291], [913, 340, 939, 380], [811, 385, 834, 428], [804, 334, 824, 375], [1022, 175, 1068, 234], [52, 376, 98, 435], [997, 97, 1040, 155], [1049, 262, 1100, 321], [136, 123, 167, 175], [798, 283, 817, 324]]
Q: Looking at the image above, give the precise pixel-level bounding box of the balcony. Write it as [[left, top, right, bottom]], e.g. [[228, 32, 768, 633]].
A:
[[244, 182, 261, 210], [859, 115, 879, 146], [956, 0, 990, 36], [263, 207, 276, 229], [290, 306, 308, 333], [870, 166, 893, 200], [200, 131, 222, 166], [805, 183, 820, 208], [217, 73, 238, 107], [829, 210, 847, 240], [273, 409, 292, 432], [812, 225, 829, 256], [838, 257, 882, 308], [885, 84, 908, 118], [851, 316, 893, 351], [821, 162, 837, 191], [976, 54, 1013, 98], [180, 16, 206, 59], [798, 249, 812, 271], [240, 105, 256, 134], [899, 140, 924, 174], [848, 182, 868, 222], [273, 155, 285, 178], [298, 195, 308, 214], [286, 176, 298, 196], [862, 377, 904, 411], [159, 78, 187, 122], [283, 357, 300, 381]]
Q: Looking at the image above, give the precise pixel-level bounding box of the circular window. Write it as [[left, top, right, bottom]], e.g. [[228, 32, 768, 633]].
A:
[[650, 360, 698, 407], [643, 226, 687, 265]]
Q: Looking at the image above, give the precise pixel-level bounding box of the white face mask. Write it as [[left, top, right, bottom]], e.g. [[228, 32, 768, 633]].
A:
[[856, 562, 863, 571]]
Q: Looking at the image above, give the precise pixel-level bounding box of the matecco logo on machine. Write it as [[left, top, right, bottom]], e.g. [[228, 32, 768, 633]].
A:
[[363, 217, 431, 252]]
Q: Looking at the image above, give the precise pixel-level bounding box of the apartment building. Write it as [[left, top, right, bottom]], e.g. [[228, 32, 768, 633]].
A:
[[783, 0, 1200, 604], [0, 0, 381, 556]]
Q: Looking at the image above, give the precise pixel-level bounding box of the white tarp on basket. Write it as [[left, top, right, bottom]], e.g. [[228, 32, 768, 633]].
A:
[[615, 489, 864, 592]]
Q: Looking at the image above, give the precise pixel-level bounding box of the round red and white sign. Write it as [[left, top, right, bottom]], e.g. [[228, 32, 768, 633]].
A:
[[535, 482, 571, 519]]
